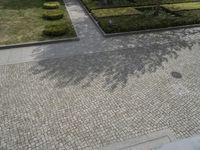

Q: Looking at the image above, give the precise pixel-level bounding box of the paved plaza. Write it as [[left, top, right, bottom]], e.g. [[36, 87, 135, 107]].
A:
[[1, 0, 200, 150]]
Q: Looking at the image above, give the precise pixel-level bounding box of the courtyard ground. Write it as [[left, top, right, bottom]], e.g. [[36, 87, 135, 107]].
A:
[[0, 0, 200, 149]]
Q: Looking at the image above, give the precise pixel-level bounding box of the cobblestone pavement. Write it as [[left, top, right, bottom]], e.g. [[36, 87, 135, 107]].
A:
[[1, 0, 200, 149], [1, 38, 200, 149]]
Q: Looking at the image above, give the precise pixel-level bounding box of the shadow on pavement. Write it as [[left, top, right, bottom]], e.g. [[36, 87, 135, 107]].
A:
[[30, 29, 199, 91]]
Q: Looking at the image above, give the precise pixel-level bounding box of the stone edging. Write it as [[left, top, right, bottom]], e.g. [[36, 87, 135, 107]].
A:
[[0, 37, 80, 50], [78, 0, 106, 36], [78, 0, 200, 37], [100, 128, 176, 150], [102, 24, 200, 37]]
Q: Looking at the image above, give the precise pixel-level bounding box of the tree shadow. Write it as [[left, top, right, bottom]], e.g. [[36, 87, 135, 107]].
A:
[[30, 29, 199, 91]]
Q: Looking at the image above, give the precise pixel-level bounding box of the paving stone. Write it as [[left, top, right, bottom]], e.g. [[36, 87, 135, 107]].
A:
[[1, 41, 200, 149], [1, 0, 200, 149], [100, 129, 175, 150]]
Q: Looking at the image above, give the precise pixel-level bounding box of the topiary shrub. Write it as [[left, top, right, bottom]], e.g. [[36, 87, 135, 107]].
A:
[[43, 2, 60, 9], [43, 9, 64, 20], [43, 21, 69, 36]]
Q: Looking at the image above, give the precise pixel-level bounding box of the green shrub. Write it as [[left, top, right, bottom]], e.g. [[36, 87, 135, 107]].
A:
[[43, 2, 60, 9], [162, 2, 200, 12], [43, 9, 64, 20], [91, 7, 141, 18], [43, 21, 69, 36]]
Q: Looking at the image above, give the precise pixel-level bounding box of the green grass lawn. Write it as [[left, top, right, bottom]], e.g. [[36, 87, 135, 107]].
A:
[[0, 0, 76, 45]]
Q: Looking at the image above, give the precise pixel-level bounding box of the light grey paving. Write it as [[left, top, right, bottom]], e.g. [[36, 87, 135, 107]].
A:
[[100, 129, 176, 150], [1, 0, 200, 150], [1, 39, 200, 149], [156, 135, 200, 150], [0, 50, 10, 64]]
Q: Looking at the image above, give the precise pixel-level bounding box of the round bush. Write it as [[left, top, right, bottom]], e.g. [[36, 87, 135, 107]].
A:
[[43, 22, 69, 36], [43, 9, 64, 20], [43, 2, 60, 9]]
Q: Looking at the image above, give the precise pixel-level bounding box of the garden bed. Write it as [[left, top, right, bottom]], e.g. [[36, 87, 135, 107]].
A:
[[80, 0, 200, 35], [81, 0, 195, 10], [0, 0, 77, 46], [91, 7, 141, 17], [162, 2, 200, 12]]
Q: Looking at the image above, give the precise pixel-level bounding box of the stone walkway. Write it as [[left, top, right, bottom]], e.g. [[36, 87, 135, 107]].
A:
[[1, 0, 200, 150], [1, 37, 200, 149]]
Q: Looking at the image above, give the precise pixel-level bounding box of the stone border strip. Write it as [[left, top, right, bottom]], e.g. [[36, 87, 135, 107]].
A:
[[0, 37, 80, 50], [100, 128, 176, 150], [102, 24, 200, 37], [78, 0, 200, 37]]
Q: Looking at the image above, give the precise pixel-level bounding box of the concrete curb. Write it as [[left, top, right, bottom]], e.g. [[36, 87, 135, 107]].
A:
[[102, 24, 200, 37], [78, 0, 200, 37], [0, 37, 80, 50], [100, 128, 176, 150]]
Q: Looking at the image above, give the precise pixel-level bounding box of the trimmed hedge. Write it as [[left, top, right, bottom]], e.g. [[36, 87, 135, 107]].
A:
[[91, 7, 141, 18], [96, 9, 200, 33], [43, 2, 60, 9], [43, 21, 69, 36], [81, 0, 195, 11], [43, 9, 64, 20], [162, 2, 200, 12]]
